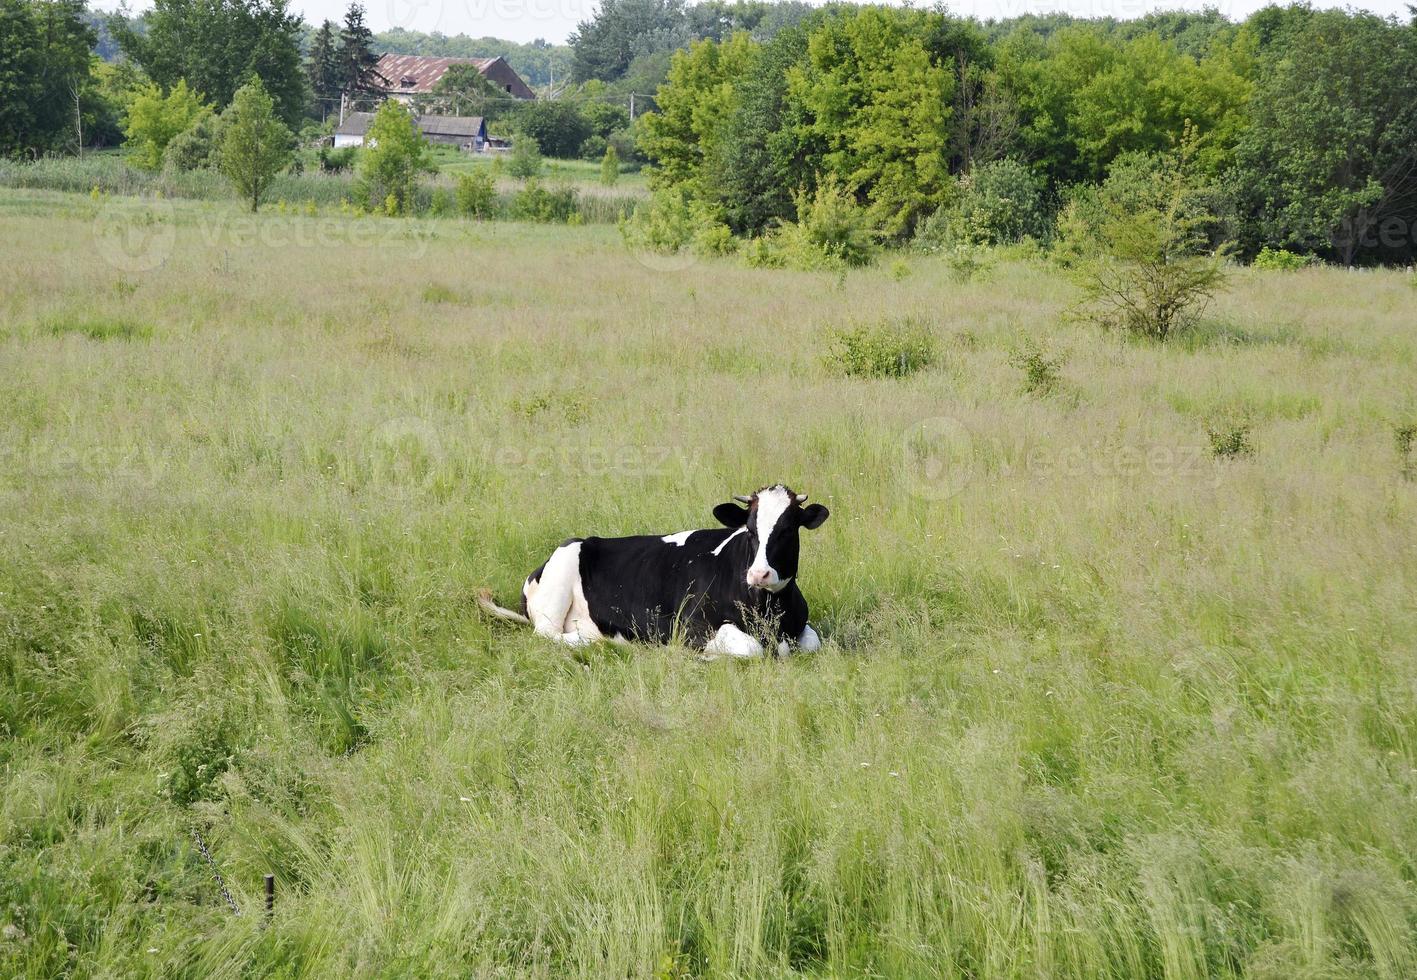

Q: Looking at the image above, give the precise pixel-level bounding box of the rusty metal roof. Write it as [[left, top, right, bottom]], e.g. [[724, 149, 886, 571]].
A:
[[376, 54, 499, 95], [332, 112, 486, 139]]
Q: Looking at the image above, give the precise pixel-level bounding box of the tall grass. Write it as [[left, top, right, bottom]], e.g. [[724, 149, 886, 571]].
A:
[[1, 189, 1415, 977], [0, 155, 643, 223]]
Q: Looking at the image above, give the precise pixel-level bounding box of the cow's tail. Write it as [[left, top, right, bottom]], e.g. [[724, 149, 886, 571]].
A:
[[478, 588, 530, 624]]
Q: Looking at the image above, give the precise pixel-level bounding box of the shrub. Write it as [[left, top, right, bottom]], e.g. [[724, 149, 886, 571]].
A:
[[914, 159, 1047, 251], [1206, 417, 1253, 458], [620, 187, 731, 255], [1066, 136, 1230, 341], [124, 80, 211, 171], [791, 176, 878, 269], [162, 113, 224, 173], [1396, 422, 1416, 480], [1253, 246, 1313, 270], [823, 316, 936, 379], [454, 171, 496, 218], [507, 135, 543, 180], [944, 245, 994, 284], [1008, 340, 1065, 396], [512, 180, 579, 223], [318, 146, 356, 173], [600, 144, 620, 187]]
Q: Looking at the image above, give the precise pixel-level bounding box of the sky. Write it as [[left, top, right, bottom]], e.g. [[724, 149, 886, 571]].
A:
[[93, 0, 1413, 47]]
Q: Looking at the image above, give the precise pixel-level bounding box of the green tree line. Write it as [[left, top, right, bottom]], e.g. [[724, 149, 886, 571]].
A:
[[636, 3, 1417, 265]]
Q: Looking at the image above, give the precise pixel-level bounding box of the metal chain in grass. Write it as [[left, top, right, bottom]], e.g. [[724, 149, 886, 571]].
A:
[[192, 827, 241, 916]]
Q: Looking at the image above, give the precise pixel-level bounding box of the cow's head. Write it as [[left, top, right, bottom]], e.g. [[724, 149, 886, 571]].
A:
[[712, 484, 829, 591]]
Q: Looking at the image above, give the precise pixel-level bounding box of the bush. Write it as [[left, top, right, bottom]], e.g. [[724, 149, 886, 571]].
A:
[[1065, 137, 1230, 341], [1395, 422, 1416, 480], [620, 187, 732, 256], [1253, 246, 1313, 270], [600, 144, 620, 187], [791, 176, 878, 268], [511, 180, 579, 223], [507, 135, 544, 180], [162, 114, 224, 173], [508, 101, 592, 158], [822, 317, 937, 379], [1206, 417, 1253, 458], [1008, 340, 1065, 396], [944, 245, 994, 284], [914, 159, 1047, 251], [124, 80, 211, 171], [318, 146, 356, 173], [454, 171, 496, 218]]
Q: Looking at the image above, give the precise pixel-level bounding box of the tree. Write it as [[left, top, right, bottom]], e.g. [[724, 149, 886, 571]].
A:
[[124, 79, 210, 170], [785, 7, 955, 238], [510, 100, 591, 158], [31, 0, 97, 154], [219, 77, 292, 212], [115, 0, 307, 126], [1229, 10, 1417, 264], [357, 100, 430, 214], [0, 0, 43, 157], [638, 32, 760, 200], [426, 62, 501, 118], [996, 26, 1250, 186], [569, 0, 688, 82], [0, 0, 100, 158], [716, 23, 810, 233], [306, 19, 340, 109], [581, 99, 629, 140], [337, 2, 382, 99]]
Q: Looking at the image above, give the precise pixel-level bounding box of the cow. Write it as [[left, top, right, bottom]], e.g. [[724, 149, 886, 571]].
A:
[[477, 485, 829, 658]]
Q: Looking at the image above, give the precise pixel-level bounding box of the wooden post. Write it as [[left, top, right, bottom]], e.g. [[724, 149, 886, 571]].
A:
[[264, 874, 275, 921]]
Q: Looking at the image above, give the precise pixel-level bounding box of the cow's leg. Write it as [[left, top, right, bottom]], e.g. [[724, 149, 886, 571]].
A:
[[526, 543, 584, 642], [702, 623, 764, 659], [525, 541, 606, 648], [797, 623, 821, 652]]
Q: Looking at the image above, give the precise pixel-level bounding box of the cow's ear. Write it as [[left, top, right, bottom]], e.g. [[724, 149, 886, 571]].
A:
[[713, 502, 749, 528], [798, 504, 829, 530]]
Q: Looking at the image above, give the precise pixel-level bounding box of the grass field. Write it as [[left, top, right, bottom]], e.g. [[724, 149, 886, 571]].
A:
[[2, 188, 1416, 978]]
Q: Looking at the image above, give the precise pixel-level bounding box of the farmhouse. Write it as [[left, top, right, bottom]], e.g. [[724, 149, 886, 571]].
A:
[[376, 54, 536, 102], [333, 112, 488, 152]]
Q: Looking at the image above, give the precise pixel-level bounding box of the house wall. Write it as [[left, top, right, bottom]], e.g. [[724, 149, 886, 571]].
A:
[[333, 133, 365, 148], [480, 59, 536, 100]]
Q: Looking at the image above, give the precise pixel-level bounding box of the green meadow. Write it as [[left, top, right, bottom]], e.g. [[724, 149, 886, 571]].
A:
[[1, 189, 1415, 977]]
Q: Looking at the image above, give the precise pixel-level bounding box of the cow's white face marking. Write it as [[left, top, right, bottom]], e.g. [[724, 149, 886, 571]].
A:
[[747, 486, 793, 591], [712, 527, 745, 556], [662, 530, 694, 546]]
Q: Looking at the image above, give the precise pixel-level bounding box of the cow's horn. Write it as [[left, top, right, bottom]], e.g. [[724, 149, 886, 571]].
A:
[[733, 494, 753, 504], [795, 493, 808, 502]]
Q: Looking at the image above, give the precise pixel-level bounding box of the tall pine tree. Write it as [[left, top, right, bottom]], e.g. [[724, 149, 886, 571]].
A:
[[337, 3, 382, 101], [306, 18, 339, 112]]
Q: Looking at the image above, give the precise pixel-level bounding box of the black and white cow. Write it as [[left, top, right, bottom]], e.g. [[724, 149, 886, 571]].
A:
[[478, 485, 829, 658]]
